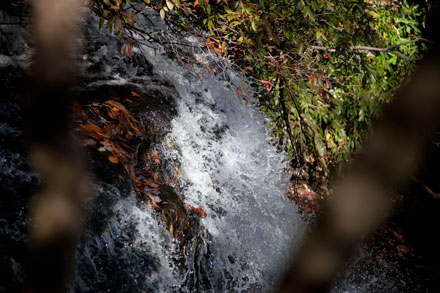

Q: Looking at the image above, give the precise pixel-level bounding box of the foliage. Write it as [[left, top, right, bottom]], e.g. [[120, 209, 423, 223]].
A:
[[90, 0, 429, 181]]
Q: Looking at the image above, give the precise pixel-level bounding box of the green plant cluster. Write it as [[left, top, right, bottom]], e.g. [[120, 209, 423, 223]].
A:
[[91, 0, 429, 181]]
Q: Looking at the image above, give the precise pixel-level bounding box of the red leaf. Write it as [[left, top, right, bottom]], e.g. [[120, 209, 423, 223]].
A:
[[130, 91, 140, 97], [326, 80, 331, 89]]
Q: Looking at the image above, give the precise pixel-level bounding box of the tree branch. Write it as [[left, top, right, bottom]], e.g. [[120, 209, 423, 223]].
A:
[[411, 175, 440, 199], [278, 78, 296, 155], [310, 38, 433, 62]]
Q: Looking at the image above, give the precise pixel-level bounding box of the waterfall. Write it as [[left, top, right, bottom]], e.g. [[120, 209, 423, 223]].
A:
[[68, 12, 305, 291], [143, 35, 305, 291]]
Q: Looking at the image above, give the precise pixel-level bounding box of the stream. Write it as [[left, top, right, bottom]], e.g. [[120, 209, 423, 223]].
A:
[[0, 7, 426, 292]]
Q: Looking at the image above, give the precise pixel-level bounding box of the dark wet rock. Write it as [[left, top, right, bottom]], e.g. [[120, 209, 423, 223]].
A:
[[0, 8, 183, 292]]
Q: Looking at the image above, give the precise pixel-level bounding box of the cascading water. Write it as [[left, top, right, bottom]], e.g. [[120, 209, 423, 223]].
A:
[[70, 12, 305, 292], [143, 38, 305, 292], [0, 8, 428, 292]]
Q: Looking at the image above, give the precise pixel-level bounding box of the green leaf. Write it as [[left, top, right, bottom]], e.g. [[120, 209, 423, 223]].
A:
[[251, 20, 257, 32], [99, 16, 105, 29], [208, 19, 215, 31]]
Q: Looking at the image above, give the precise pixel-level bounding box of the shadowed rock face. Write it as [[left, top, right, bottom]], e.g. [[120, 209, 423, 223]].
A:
[[0, 8, 182, 291]]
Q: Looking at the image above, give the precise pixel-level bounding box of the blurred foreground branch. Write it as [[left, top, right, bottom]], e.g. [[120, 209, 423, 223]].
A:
[[279, 45, 440, 292], [22, 1, 94, 292]]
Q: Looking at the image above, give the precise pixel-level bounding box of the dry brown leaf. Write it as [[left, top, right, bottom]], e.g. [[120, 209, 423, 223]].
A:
[[80, 124, 104, 133], [108, 156, 119, 164], [397, 244, 409, 254], [148, 182, 160, 188], [393, 231, 404, 241], [141, 178, 154, 185], [153, 173, 161, 182], [82, 138, 96, 146], [150, 151, 160, 164], [169, 223, 174, 235], [99, 140, 112, 146], [105, 100, 129, 114]]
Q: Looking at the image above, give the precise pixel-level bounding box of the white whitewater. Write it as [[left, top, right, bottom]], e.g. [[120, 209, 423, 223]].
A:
[[140, 36, 304, 291]]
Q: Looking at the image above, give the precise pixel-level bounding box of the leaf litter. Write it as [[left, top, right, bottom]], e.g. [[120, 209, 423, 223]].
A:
[[73, 97, 206, 240]]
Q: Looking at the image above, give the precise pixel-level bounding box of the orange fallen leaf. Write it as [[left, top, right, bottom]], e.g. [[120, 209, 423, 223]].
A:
[[149, 189, 160, 195], [186, 205, 207, 217], [206, 38, 215, 48], [393, 231, 404, 241], [105, 99, 125, 110], [153, 173, 161, 182], [150, 151, 160, 164], [148, 182, 160, 188], [107, 110, 119, 119], [82, 138, 97, 146], [80, 124, 104, 133], [100, 140, 112, 146], [108, 156, 119, 163], [397, 244, 409, 254], [131, 91, 140, 97]]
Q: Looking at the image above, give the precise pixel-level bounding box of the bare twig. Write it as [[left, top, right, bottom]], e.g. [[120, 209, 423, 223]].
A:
[[411, 175, 440, 199], [278, 78, 296, 152], [310, 38, 433, 62]]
